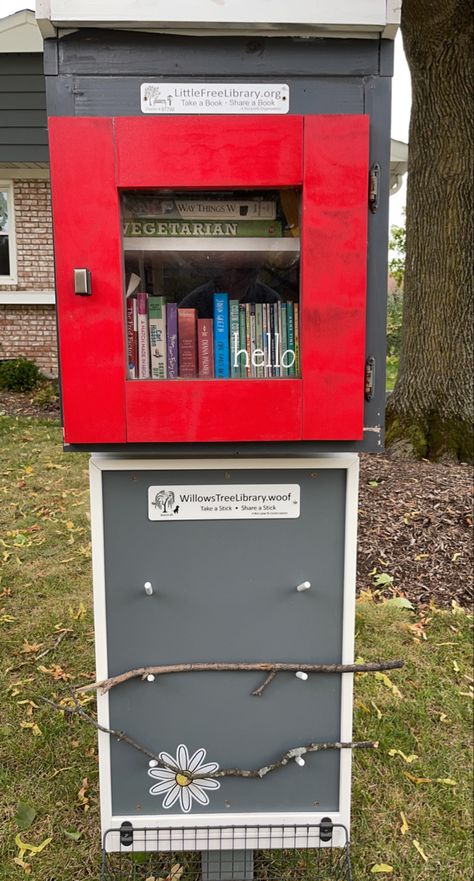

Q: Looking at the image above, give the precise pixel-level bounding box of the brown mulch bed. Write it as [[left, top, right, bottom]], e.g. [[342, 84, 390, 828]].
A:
[[0, 388, 60, 419], [1, 390, 472, 608], [359, 454, 473, 609]]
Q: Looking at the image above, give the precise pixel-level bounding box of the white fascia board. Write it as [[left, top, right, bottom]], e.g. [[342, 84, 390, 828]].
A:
[[37, 0, 398, 38], [383, 0, 401, 39], [0, 10, 44, 52]]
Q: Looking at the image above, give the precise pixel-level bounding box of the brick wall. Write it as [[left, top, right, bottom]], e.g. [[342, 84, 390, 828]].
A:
[[0, 304, 58, 376], [0, 178, 58, 376]]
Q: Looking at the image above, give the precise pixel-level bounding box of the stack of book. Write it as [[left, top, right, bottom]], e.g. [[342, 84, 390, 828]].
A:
[[126, 293, 300, 380]]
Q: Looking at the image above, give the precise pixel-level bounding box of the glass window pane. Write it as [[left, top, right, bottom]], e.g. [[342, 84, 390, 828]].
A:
[[0, 190, 10, 276]]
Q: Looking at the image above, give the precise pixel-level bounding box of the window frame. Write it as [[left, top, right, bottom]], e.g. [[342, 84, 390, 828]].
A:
[[0, 181, 18, 284]]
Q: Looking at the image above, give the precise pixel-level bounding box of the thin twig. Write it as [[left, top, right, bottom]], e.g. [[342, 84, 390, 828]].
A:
[[252, 670, 277, 697], [78, 659, 404, 695], [39, 694, 378, 781], [36, 629, 72, 661]]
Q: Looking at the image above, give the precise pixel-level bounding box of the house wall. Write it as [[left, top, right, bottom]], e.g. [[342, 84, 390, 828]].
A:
[[0, 177, 58, 376]]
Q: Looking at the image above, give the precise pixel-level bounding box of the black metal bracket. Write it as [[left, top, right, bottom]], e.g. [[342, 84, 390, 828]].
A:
[[369, 163, 380, 213]]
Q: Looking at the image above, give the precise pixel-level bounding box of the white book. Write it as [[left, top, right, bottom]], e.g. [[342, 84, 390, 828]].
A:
[[137, 293, 150, 379]]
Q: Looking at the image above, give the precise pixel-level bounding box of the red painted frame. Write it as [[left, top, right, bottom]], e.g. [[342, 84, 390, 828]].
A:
[[49, 115, 369, 445]]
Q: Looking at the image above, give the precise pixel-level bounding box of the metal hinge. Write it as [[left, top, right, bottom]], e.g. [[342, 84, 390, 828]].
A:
[[369, 163, 380, 213], [365, 355, 376, 401], [119, 821, 134, 847]]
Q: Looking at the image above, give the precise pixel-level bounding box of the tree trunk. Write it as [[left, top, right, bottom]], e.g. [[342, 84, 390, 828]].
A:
[[386, 0, 473, 461]]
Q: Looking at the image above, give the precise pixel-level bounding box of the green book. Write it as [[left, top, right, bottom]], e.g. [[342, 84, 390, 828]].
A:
[[229, 299, 241, 378], [123, 219, 283, 238], [148, 296, 167, 379], [255, 303, 264, 378], [287, 301, 296, 377], [280, 302, 288, 377]]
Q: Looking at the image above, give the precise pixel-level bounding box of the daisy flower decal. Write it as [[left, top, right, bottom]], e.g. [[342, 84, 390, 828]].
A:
[[148, 744, 220, 813]]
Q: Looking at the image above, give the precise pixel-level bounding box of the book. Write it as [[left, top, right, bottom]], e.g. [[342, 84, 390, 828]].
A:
[[213, 293, 230, 378], [287, 302, 296, 377], [126, 197, 277, 220], [280, 302, 288, 377], [239, 304, 247, 378], [245, 303, 251, 378], [249, 303, 257, 379], [148, 296, 167, 379], [126, 294, 138, 379], [123, 219, 283, 238], [198, 318, 214, 378], [166, 302, 178, 379], [137, 293, 150, 379], [178, 308, 198, 377], [294, 302, 300, 376], [255, 303, 264, 378], [272, 303, 280, 378], [229, 299, 241, 378]]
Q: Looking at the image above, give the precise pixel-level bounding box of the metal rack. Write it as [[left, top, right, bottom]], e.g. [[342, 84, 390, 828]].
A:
[[101, 824, 352, 881]]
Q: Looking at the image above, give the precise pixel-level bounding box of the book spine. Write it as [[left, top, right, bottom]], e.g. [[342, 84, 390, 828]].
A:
[[137, 292, 150, 379], [287, 301, 296, 378], [280, 302, 288, 377], [273, 303, 281, 378], [123, 219, 283, 238], [198, 318, 214, 378], [262, 303, 269, 378], [249, 304, 257, 378], [239, 304, 247, 379], [245, 303, 251, 378], [213, 293, 230, 379], [166, 302, 178, 378], [269, 303, 276, 378], [149, 296, 167, 379], [229, 299, 241, 378], [126, 295, 137, 378], [294, 302, 300, 376], [178, 308, 198, 378], [173, 199, 277, 220], [255, 303, 264, 378]]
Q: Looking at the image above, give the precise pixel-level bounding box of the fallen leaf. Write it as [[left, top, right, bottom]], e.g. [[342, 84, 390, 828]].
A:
[[388, 749, 418, 764], [412, 839, 428, 862], [63, 829, 82, 841], [78, 778, 90, 812], [21, 641, 44, 654], [371, 864, 393, 874], [452, 660, 460, 673], [15, 834, 52, 858], [373, 573, 394, 586], [403, 772, 432, 785], [14, 803, 36, 831], [400, 811, 409, 836], [436, 777, 457, 786], [20, 722, 42, 737], [371, 701, 383, 720], [375, 672, 403, 698], [385, 597, 414, 610]]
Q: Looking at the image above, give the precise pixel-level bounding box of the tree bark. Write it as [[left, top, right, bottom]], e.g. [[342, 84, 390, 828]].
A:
[[386, 0, 473, 462]]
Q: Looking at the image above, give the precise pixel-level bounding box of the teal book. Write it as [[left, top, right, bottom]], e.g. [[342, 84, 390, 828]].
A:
[[213, 293, 230, 378], [286, 301, 296, 377], [229, 299, 241, 378]]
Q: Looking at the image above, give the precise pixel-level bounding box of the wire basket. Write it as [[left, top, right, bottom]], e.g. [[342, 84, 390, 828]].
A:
[[101, 824, 352, 881]]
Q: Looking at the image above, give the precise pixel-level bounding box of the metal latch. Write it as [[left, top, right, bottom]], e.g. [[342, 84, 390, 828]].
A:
[[119, 821, 133, 847], [369, 163, 380, 213], [365, 355, 375, 401], [74, 268, 92, 296]]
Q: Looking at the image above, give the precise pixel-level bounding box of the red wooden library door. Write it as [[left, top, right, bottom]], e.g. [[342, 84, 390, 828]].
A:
[[49, 114, 369, 445]]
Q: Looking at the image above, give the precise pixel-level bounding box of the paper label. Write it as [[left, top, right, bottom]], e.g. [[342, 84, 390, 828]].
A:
[[148, 484, 300, 521], [141, 83, 290, 115]]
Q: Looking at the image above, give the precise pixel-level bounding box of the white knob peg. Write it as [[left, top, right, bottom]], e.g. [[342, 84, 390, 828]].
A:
[[149, 759, 158, 768], [146, 674, 155, 683], [295, 756, 306, 767], [144, 581, 154, 596], [296, 581, 311, 592], [295, 671, 308, 681]]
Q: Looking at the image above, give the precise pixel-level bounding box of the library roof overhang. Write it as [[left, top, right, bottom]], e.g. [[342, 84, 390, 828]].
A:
[[36, 0, 400, 40]]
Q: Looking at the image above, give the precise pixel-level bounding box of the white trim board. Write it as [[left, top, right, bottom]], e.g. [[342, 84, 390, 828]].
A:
[[0, 291, 55, 305], [89, 454, 359, 850]]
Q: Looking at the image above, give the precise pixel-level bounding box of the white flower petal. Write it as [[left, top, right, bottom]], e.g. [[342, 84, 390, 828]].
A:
[[148, 768, 176, 782], [162, 785, 181, 809], [194, 778, 221, 791], [177, 744, 190, 771], [193, 762, 219, 776], [149, 779, 176, 796], [189, 783, 210, 806], [189, 748, 207, 772], [159, 751, 180, 771], [179, 786, 192, 813]]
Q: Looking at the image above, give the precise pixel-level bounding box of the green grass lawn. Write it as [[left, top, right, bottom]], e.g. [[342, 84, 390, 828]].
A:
[[0, 415, 472, 880]]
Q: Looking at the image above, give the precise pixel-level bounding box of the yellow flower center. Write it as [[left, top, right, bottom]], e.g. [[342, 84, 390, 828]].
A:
[[175, 772, 191, 787]]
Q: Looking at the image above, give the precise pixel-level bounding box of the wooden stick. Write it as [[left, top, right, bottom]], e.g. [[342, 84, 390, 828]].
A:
[[77, 659, 404, 695]]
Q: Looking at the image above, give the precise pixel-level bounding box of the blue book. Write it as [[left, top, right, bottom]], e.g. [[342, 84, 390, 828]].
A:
[[213, 293, 230, 378]]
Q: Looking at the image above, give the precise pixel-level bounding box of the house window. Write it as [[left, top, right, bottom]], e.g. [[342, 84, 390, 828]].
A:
[[0, 183, 17, 283]]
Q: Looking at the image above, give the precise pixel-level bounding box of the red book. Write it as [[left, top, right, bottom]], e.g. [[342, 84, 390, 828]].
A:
[[178, 308, 198, 378], [198, 318, 214, 378], [126, 294, 138, 378]]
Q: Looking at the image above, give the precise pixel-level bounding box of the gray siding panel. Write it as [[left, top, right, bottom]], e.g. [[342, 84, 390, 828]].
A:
[[0, 53, 48, 161]]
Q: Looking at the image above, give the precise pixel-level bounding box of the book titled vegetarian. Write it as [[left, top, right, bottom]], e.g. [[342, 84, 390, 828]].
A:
[[166, 302, 178, 379], [178, 308, 198, 377], [213, 293, 230, 378], [148, 296, 167, 379], [198, 318, 214, 378], [137, 292, 150, 379], [123, 219, 283, 238]]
